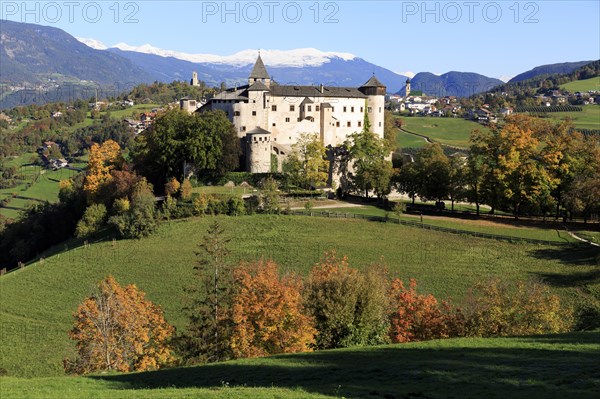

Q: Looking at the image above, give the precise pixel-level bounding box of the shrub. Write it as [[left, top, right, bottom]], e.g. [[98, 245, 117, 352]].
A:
[[227, 196, 245, 216], [164, 177, 181, 197], [388, 278, 464, 343], [463, 278, 571, 337], [180, 179, 193, 201], [75, 203, 108, 238], [304, 251, 390, 349]]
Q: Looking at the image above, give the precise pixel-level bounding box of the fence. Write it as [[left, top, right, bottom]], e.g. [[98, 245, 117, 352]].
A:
[[287, 210, 571, 246]]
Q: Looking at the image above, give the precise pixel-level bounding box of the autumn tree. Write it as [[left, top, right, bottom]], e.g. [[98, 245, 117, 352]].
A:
[[469, 115, 560, 217], [83, 140, 123, 199], [463, 278, 571, 337], [180, 221, 234, 364], [231, 259, 316, 358], [562, 135, 600, 222], [65, 275, 174, 374], [388, 278, 464, 343], [283, 133, 329, 189], [305, 251, 390, 349]]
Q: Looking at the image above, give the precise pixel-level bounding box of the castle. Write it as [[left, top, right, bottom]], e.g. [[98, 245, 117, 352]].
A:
[[190, 55, 386, 173]]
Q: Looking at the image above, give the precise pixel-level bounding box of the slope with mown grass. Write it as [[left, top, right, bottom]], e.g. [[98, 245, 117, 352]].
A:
[[1, 215, 598, 378], [2, 331, 599, 399]]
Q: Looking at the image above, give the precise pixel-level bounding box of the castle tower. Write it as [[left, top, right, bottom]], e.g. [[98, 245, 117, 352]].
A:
[[405, 78, 411, 97], [191, 71, 199, 86], [248, 54, 271, 88], [359, 75, 387, 137], [246, 127, 272, 173]]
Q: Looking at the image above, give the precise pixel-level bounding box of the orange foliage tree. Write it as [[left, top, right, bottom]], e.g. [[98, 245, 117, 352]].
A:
[[83, 140, 123, 198], [65, 275, 174, 374], [388, 278, 464, 343], [230, 259, 315, 358]]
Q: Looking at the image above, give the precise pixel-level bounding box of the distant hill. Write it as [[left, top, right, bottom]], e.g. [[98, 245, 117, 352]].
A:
[[509, 61, 594, 83], [395, 72, 503, 97], [0, 20, 153, 86], [0, 20, 156, 108]]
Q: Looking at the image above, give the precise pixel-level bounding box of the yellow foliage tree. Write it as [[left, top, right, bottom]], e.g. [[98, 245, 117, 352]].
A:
[[84, 140, 123, 198], [231, 260, 315, 358], [464, 278, 571, 337], [65, 275, 175, 374]]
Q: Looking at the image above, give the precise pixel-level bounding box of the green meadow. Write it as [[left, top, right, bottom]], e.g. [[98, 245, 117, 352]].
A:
[[3, 331, 599, 399], [1, 215, 598, 379]]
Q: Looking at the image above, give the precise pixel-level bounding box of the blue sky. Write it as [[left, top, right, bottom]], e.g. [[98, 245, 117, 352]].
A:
[[2, 1, 599, 79]]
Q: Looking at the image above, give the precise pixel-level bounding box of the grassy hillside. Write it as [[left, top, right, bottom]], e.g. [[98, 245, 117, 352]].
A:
[[560, 76, 600, 92], [0, 154, 86, 219], [1, 215, 598, 378], [399, 117, 487, 148], [3, 331, 599, 399]]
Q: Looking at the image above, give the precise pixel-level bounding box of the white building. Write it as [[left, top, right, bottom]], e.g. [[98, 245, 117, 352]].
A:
[[198, 55, 386, 173]]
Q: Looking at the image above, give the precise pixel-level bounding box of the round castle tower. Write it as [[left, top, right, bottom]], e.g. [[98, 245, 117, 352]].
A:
[[359, 75, 387, 137], [246, 127, 272, 173]]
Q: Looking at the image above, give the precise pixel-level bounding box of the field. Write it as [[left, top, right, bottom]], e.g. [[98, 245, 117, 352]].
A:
[[395, 128, 428, 149], [2, 330, 599, 399], [560, 76, 600, 93], [1, 215, 598, 379], [529, 105, 600, 130], [0, 153, 86, 219], [398, 117, 487, 149]]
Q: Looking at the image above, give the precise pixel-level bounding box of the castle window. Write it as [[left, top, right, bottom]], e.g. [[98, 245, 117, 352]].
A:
[[308, 105, 312, 112], [285, 117, 290, 122], [379, 107, 382, 113], [316, 105, 320, 111], [290, 105, 295, 111], [360, 107, 363, 112], [368, 107, 372, 112], [336, 121, 340, 127], [358, 121, 362, 127], [351, 106, 354, 112], [252, 111, 256, 116], [241, 126, 246, 132], [301, 106, 305, 112], [331, 107, 335, 112], [347, 121, 351, 127], [379, 122, 382, 127], [273, 123, 276, 127], [272, 105, 277, 111], [343, 106, 347, 112], [234, 111, 240, 116]]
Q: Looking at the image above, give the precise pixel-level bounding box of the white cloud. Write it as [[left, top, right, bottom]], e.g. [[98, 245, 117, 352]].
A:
[[109, 43, 356, 67], [76, 37, 107, 50]]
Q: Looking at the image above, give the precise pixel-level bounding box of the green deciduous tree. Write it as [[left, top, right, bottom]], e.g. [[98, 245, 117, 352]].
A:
[[283, 133, 329, 189]]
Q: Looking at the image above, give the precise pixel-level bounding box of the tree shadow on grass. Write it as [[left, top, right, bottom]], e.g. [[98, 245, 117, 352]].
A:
[[529, 244, 600, 267], [91, 332, 600, 399], [528, 245, 600, 287]]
